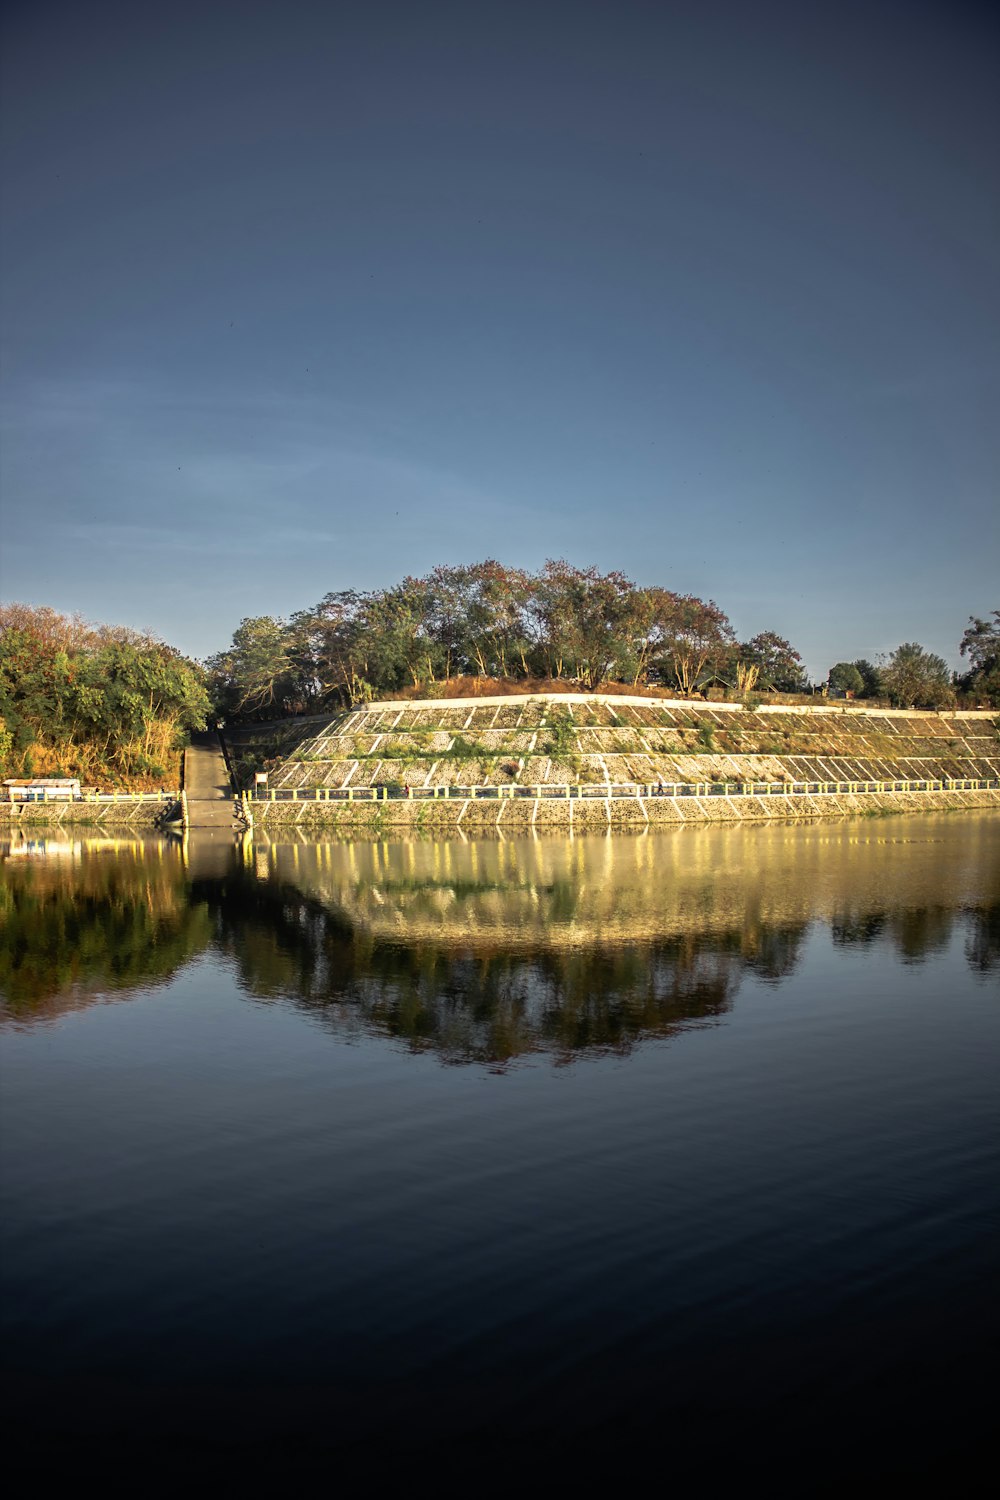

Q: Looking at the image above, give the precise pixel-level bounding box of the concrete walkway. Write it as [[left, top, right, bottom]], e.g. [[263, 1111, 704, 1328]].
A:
[[184, 733, 237, 828]]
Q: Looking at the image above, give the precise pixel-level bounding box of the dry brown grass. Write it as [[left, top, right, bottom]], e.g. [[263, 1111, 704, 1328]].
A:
[[3, 738, 182, 792], [387, 676, 819, 705], [391, 676, 686, 701]]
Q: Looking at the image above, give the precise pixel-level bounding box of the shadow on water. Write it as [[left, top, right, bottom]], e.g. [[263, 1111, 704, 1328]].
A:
[[2, 818, 997, 1063]]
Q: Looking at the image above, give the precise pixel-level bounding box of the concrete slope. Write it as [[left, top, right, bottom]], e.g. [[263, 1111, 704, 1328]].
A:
[[184, 733, 237, 828], [259, 694, 1000, 794]]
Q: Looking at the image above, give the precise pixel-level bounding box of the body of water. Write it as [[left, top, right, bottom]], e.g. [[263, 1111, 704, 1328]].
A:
[[2, 816, 998, 1480]]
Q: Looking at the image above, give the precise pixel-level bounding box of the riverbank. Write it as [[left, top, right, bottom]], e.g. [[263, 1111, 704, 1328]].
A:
[[229, 693, 999, 830], [9, 694, 999, 832], [249, 783, 1000, 830]]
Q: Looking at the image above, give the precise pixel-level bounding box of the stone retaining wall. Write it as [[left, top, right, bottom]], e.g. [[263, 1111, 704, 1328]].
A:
[[249, 786, 1000, 832], [0, 801, 169, 829]]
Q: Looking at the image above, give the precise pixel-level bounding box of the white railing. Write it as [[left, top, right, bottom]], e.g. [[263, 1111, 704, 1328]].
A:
[[257, 777, 1000, 804], [4, 790, 178, 805]]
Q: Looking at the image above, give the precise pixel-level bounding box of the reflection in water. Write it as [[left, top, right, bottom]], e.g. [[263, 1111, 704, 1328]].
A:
[[211, 882, 784, 1064], [833, 901, 1000, 970], [0, 836, 211, 1021], [2, 819, 999, 1478], [832, 906, 960, 962], [966, 901, 1000, 972], [2, 818, 998, 1062]]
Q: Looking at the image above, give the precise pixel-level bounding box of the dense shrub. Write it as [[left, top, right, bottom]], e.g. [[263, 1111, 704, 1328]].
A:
[[0, 605, 209, 787]]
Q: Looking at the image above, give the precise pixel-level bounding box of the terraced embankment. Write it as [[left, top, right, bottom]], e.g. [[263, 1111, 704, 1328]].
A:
[[241, 694, 1000, 829]]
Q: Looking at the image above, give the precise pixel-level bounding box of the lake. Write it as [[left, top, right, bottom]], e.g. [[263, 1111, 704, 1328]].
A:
[[2, 815, 998, 1480]]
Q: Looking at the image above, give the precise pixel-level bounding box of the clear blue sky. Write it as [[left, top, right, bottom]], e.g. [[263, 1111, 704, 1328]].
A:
[[1, 0, 997, 679]]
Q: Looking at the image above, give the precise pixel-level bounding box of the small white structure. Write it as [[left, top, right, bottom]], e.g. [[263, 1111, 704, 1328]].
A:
[[3, 778, 81, 802]]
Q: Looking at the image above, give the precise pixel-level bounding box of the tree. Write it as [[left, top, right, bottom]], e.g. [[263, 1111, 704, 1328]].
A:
[[737, 632, 807, 693], [424, 560, 535, 680], [828, 662, 864, 695], [626, 587, 682, 686], [424, 564, 477, 680], [87, 640, 209, 765], [655, 595, 735, 694], [851, 659, 883, 699], [205, 616, 299, 718], [531, 561, 639, 689], [365, 578, 441, 689], [290, 591, 368, 705], [880, 643, 952, 709], [959, 610, 1000, 704], [463, 560, 535, 679]]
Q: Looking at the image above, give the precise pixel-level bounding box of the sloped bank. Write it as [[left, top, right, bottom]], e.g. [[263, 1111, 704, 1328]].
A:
[[240, 693, 1000, 830]]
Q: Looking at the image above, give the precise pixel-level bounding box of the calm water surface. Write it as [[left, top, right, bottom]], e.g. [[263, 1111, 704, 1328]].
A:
[[2, 816, 998, 1478]]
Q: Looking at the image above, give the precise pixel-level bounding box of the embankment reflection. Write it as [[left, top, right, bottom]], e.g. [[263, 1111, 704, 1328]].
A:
[[212, 877, 792, 1063], [2, 818, 997, 1060]]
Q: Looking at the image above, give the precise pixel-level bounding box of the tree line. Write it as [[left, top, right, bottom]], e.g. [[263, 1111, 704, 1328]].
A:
[[205, 559, 810, 718], [204, 560, 999, 719], [828, 612, 1000, 710]]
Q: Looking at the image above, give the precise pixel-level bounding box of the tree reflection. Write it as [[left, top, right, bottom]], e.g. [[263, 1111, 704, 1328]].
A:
[[198, 870, 810, 1064], [832, 904, 977, 964], [0, 839, 211, 1021], [965, 903, 1000, 973], [832, 913, 887, 948], [3, 835, 997, 1059], [889, 905, 954, 963]]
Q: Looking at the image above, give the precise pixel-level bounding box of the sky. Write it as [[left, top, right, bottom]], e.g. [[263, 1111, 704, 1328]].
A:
[[1, 0, 997, 680]]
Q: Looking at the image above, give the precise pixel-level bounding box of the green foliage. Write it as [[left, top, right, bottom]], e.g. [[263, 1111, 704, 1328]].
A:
[[881, 643, 953, 709], [444, 734, 481, 759], [0, 849, 211, 1015], [851, 659, 884, 698], [652, 595, 735, 693], [828, 662, 864, 695], [213, 562, 770, 718], [543, 708, 576, 758], [0, 605, 208, 785], [696, 722, 716, 751], [958, 610, 1000, 705], [204, 615, 303, 719], [734, 632, 807, 693], [532, 561, 641, 688]]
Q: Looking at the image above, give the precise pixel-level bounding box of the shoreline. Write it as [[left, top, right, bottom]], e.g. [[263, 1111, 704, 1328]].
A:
[[4, 784, 1000, 834], [248, 784, 1000, 830]]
